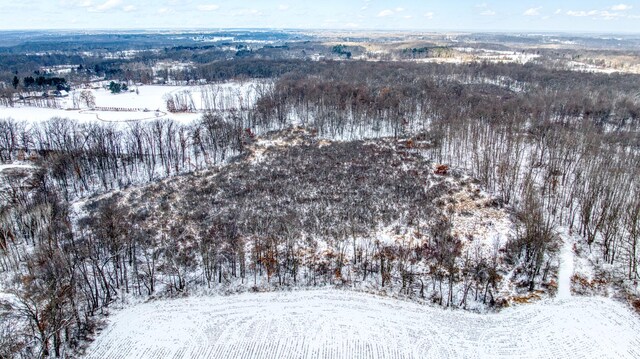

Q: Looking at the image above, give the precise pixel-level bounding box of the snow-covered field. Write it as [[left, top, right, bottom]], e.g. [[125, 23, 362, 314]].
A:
[[450, 48, 540, 64], [0, 81, 266, 124], [85, 289, 640, 359]]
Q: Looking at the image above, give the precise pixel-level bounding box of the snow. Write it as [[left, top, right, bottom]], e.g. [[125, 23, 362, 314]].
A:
[[78, 82, 262, 113], [557, 237, 575, 300], [0, 107, 99, 123], [566, 61, 619, 74], [85, 290, 640, 359], [87, 86, 172, 110], [0, 81, 265, 125], [412, 58, 464, 64], [453, 48, 541, 64]]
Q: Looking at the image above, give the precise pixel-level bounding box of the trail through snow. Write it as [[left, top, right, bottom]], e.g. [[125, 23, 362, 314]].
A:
[[557, 237, 575, 300], [85, 289, 640, 359]]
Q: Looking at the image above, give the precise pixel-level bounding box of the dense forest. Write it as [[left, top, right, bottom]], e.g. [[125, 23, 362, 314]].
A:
[[1, 56, 640, 358]]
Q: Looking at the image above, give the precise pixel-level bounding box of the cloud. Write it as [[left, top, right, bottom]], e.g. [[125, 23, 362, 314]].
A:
[[83, 0, 138, 13], [566, 9, 626, 19], [232, 8, 262, 16], [523, 7, 541, 16], [555, 9, 562, 14], [59, 0, 92, 8], [424, 12, 434, 19], [599, 11, 625, 19], [278, 4, 290, 11], [476, 3, 496, 16], [564, 4, 635, 20], [377, 8, 407, 17], [89, 0, 122, 12], [566, 10, 594, 17], [611, 4, 632, 11], [197, 4, 219, 11], [158, 7, 170, 14]]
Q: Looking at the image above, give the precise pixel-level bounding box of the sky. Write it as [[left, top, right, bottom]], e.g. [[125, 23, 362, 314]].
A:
[[0, 0, 639, 33]]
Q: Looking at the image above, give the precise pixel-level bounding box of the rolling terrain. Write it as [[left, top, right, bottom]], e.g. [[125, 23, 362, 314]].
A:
[[83, 234, 640, 359]]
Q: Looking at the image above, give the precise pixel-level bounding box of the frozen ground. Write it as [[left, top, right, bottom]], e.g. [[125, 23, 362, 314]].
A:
[[85, 289, 640, 359]]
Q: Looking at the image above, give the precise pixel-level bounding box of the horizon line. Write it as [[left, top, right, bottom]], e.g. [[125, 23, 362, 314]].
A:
[[1, 27, 639, 36]]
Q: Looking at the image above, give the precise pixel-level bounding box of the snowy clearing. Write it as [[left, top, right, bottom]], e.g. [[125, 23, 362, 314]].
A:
[[85, 290, 640, 359], [0, 81, 266, 124]]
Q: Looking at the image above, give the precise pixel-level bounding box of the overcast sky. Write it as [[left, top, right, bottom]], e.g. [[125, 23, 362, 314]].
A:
[[0, 0, 639, 33]]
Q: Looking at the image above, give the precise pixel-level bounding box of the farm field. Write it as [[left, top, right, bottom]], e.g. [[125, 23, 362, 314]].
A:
[[84, 289, 640, 359]]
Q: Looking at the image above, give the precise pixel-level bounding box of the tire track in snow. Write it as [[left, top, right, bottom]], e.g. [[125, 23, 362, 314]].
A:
[[84, 290, 640, 359]]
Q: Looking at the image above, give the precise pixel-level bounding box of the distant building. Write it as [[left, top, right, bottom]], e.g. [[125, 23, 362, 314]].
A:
[[46, 90, 69, 98]]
